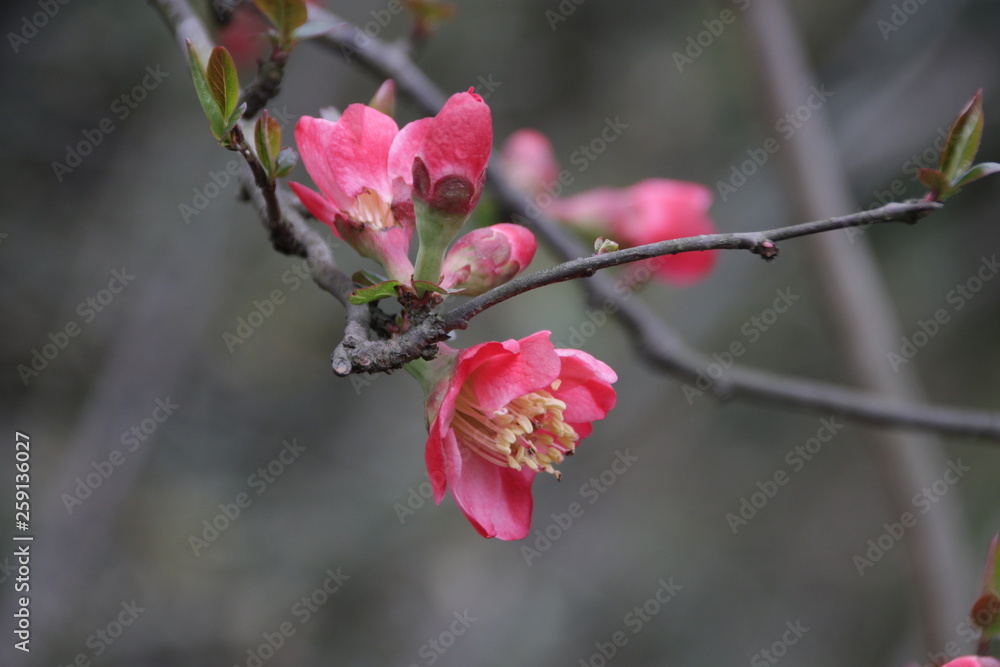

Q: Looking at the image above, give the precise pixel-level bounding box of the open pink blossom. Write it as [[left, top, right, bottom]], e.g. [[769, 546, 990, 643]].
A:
[[421, 331, 617, 540], [550, 178, 718, 284], [411, 89, 493, 216], [290, 103, 428, 282], [440, 223, 537, 296]]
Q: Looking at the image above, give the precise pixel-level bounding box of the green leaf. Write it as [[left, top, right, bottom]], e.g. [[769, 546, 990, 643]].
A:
[[348, 280, 400, 305], [254, 0, 308, 45], [351, 270, 385, 287], [273, 147, 298, 178], [917, 168, 957, 201], [220, 102, 247, 142], [413, 280, 449, 298], [186, 40, 226, 141], [940, 89, 984, 182], [954, 161, 1000, 189], [254, 111, 281, 179], [207, 47, 241, 119]]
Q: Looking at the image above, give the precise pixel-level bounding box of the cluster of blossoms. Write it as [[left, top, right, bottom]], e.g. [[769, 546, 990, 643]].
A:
[[292, 88, 714, 539]]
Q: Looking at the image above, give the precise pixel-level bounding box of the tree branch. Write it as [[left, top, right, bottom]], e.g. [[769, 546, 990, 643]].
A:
[[444, 200, 940, 327]]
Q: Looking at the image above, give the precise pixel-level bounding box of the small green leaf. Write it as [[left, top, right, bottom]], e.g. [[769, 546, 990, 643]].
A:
[[254, 111, 281, 179], [940, 89, 984, 182], [254, 0, 308, 46], [954, 162, 1000, 189], [207, 46, 241, 119], [220, 102, 247, 142], [273, 147, 298, 178], [186, 40, 226, 140], [917, 168, 957, 201], [348, 280, 400, 305], [351, 270, 385, 287], [413, 280, 449, 298]]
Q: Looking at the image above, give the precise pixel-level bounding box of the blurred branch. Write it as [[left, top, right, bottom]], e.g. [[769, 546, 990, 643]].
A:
[[744, 0, 970, 655]]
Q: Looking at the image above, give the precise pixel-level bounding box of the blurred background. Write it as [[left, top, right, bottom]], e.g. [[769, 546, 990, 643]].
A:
[[2, 0, 1000, 665]]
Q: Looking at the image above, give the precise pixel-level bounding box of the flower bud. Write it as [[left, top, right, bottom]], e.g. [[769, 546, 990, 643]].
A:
[[441, 224, 537, 296]]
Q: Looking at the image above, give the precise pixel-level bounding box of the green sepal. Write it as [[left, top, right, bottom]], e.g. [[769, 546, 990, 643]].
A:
[[186, 40, 226, 141], [348, 280, 400, 305]]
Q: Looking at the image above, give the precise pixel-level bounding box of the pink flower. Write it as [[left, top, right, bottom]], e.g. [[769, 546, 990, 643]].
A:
[[422, 331, 617, 540], [411, 89, 493, 216], [941, 658, 1000, 667], [291, 103, 427, 282], [440, 223, 537, 296], [550, 179, 718, 285], [500, 129, 560, 200]]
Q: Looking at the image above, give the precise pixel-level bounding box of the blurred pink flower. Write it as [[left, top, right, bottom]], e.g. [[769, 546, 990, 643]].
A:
[[550, 178, 718, 285], [500, 129, 560, 200]]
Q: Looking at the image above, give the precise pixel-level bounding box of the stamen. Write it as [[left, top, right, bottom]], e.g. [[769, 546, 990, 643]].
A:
[[350, 188, 396, 229], [452, 383, 579, 479]]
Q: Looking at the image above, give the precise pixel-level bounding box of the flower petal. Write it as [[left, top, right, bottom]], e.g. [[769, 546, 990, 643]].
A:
[[448, 453, 534, 540], [288, 181, 342, 234], [465, 331, 560, 412]]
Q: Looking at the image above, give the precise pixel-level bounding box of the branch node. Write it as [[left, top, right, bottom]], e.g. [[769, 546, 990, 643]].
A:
[[751, 239, 780, 261]]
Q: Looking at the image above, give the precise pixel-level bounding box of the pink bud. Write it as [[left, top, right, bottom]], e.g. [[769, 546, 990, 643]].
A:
[[412, 89, 493, 215], [501, 129, 560, 200], [441, 224, 537, 296]]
